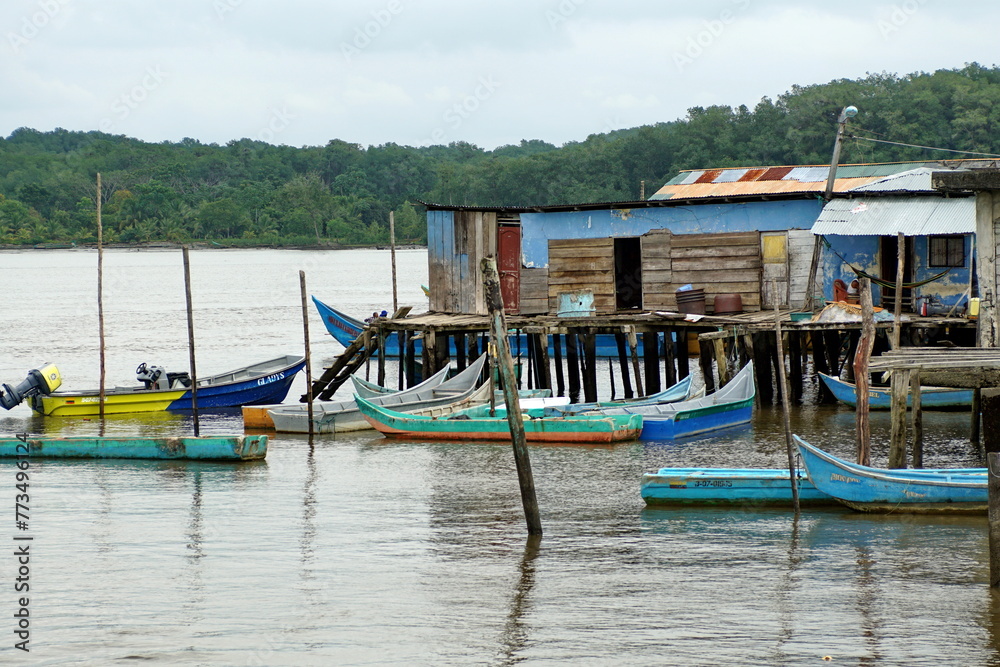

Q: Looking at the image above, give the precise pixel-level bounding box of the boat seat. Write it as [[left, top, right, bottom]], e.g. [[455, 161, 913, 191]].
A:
[[168, 372, 192, 389]]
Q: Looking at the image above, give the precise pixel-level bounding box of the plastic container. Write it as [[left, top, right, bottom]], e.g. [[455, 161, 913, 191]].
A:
[[969, 297, 980, 320], [713, 293, 743, 315], [676, 288, 706, 314]]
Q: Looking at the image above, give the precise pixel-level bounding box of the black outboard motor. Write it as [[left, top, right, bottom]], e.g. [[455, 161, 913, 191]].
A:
[[0, 364, 62, 410]]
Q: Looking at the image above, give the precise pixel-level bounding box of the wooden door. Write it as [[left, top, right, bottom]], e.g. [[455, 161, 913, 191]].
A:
[[497, 224, 521, 313], [761, 231, 788, 308]]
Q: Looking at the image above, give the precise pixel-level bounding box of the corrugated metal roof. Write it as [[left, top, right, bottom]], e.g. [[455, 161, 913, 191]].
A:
[[811, 196, 975, 236], [652, 160, 998, 201], [849, 167, 969, 193]]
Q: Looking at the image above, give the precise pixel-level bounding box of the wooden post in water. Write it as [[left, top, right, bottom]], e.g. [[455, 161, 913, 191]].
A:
[[788, 332, 802, 402], [96, 173, 106, 418], [390, 211, 398, 314], [181, 247, 200, 436], [663, 330, 677, 387], [712, 338, 730, 387], [676, 332, 690, 380], [854, 278, 875, 466], [614, 332, 633, 399], [888, 369, 909, 468], [552, 333, 565, 398], [627, 328, 643, 397], [481, 257, 542, 537], [989, 452, 1000, 586], [773, 283, 799, 512], [643, 332, 660, 394], [892, 231, 905, 350], [910, 370, 923, 468], [582, 333, 598, 402], [698, 339, 716, 394], [565, 331, 581, 403], [299, 270, 314, 437], [973, 388, 982, 451]]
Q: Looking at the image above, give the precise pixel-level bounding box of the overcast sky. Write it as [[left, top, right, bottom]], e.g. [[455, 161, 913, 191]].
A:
[[1, 1, 996, 150]]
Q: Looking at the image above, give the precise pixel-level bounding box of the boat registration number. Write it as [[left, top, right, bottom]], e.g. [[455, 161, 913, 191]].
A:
[[257, 372, 285, 386], [694, 480, 732, 488]]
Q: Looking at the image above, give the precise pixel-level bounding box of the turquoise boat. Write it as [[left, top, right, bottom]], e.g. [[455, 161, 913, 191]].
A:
[[795, 435, 987, 513], [818, 372, 972, 409], [641, 467, 834, 506], [0, 434, 267, 460], [356, 395, 643, 444], [591, 361, 755, 440]]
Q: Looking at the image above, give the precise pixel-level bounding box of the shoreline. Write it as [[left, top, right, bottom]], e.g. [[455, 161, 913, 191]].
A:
[[0, 242, 427, 252]]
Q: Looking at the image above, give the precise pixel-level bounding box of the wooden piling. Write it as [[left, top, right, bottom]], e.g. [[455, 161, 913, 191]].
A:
[[481, 257, 542, 537], [823, 330, 841, 378], [299, 271, 314, 437], [888, 369, 909, 468], [973, 388, 982, 451], [788, 331, 802, 403], [676, 333, 690, 380], [643, 332, 660, 394], [910, 370, 923, 468], [854, 278, 875, 467], [773, 287, 800, 512], [989, 452, 1000, 586], [582, 333, 598, 403], [628, 329, 644, 397], [699, 338, 716, 394], [405, 332, 417, 388], [181, 246, 200, 436], [552, 333, 565, 397], [390, 211, 398, 314], [534, 333, 551, 391], [663, 329, 677, 387], [614, 333, 633, 399], [565, 331, 581, 403], [752, 333, 773, 404], [96, 173, 106, 419], [983, 389, 1000, 457]]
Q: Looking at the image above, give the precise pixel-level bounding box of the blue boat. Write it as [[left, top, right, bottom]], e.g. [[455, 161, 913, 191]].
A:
[[641, 467, 834, 506], [553, 375, 694, 414], [818, 372, 973, 409], [795, 435, 988, 513], [593, 361, 755, 440], [312, 296, 659, 358], [0, 434, 267, 460]]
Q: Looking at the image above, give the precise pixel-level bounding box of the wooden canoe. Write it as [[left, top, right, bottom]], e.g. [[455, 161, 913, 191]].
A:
[[0, 434, 267, 460], [818, 372, 972, 409]]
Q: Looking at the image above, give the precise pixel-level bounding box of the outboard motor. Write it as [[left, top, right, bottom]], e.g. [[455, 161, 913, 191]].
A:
[[0, 364, 62, 410], [136, 363, 170, 390]]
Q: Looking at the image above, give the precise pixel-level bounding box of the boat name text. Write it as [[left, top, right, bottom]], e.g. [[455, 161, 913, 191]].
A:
[[830, 473, 861, 484], [257, 372, 286, 386]]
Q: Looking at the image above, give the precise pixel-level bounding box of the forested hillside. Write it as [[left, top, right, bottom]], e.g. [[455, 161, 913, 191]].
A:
[[2, 63, 999, 246]]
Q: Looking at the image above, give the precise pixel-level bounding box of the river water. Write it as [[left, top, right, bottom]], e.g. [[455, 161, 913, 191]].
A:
[[1, 248, 998, 666]]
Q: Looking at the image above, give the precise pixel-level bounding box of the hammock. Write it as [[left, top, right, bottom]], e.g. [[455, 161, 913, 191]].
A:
[[822, 238, 954, 289]]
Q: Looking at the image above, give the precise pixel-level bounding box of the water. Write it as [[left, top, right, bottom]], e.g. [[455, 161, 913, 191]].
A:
[[1, 248, 999, 665]]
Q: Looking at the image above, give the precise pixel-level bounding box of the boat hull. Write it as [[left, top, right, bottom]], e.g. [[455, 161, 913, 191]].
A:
[[641, 468, 834, 505], [795, 435, 987, 513], [0, 435, 267, 460], [33, 356, 305, 417], [640, 401, 754, 440], [818, 372, 972, 409]]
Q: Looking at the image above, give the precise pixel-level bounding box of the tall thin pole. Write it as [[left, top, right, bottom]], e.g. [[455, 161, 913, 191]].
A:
[[892, 231, 905, 349], [182, 247, 200, 436], [390, 211, 398, 314], [97, 173, 106, 418], [482, 257, 542, 536], [773, 280, 799, 513], [299, 270, 314, 437], [854, 277, 875, 466]]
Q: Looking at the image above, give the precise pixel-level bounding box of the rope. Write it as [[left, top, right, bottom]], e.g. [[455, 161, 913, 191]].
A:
[[821, 237, 954, 289]]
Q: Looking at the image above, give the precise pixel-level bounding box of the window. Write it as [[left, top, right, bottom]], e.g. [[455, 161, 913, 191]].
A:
[[928, 235, 965, 268]]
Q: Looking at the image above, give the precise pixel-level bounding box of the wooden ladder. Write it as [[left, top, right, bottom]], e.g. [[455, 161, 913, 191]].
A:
[[302, 306, 412, 402]]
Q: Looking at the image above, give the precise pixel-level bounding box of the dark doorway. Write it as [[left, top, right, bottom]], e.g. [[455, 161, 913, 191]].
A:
[[615, 237, 642, 310], [880, 235, 914, 311]]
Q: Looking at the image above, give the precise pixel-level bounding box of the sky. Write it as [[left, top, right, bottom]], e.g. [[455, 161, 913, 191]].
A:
[[1, 0, 997, 151]]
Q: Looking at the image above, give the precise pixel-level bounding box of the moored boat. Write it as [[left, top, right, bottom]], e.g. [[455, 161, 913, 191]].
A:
[[553, 375, 694, 414], [0, 434, 267, 460], [23, 355, 305, 417], [591, 361, 755, 439], [356, 394, 643, 444], [818, 372, 972, 409], [641, 467, 834, 506], [795, 435, 987, 513]]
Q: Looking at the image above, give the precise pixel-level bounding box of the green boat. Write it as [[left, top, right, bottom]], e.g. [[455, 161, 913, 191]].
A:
[[0, 434, 267, 460]]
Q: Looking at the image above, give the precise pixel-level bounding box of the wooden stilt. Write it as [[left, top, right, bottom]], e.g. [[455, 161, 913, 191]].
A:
[[974, 388, 983, 452], [888, 369, 909, 469], [643, 332, 660, 394], [773, 283, 800, 513], [552, 333, 565, 398], [181, 247, 200, 437], [788, 331, 802, 403], [614, 332, 633, 399], [983, 389, 1000, 457], [712, 338, 730, 386], [752, 333, 773, 404], [377, 325, 386, 387], [456, 332, 467, 371], [481, 258, 542, 536], [911, 370, 923, 468], [299, 270, 314, 438], [988, 452, 1000, 586], [405, 332, 417, 388], [676, 332, 690, 380], [698, 338, 716, 395], [855, 278, 876, 467], [823, 330, 841, 379], [566, 331, 581, 403], [627, 328, 644, 397], [663, 330, 677, 387], [582, 333, 598, 403]]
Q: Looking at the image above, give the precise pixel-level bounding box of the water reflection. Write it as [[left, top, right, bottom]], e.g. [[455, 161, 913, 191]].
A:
[[498, 535, 541, 665]]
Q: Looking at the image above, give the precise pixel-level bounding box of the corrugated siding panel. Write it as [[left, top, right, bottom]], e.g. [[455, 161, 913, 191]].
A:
[[812, 197, 975, 236]]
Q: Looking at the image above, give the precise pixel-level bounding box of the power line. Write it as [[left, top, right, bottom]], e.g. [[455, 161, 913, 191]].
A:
[[848, 133, 1000, 158]]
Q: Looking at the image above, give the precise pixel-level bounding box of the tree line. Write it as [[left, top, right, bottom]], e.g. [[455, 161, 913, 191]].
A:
[[2, 63, 999, 247]]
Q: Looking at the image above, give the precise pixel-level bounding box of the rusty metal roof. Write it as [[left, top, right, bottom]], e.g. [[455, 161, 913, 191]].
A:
[[811, 196, 975, 236]]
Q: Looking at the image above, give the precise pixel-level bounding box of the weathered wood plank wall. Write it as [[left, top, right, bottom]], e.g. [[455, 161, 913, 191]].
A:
[[547, 238, 615, 314]]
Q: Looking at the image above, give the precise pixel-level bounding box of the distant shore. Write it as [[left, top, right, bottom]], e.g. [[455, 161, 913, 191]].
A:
[[0, 242, 427, 251]]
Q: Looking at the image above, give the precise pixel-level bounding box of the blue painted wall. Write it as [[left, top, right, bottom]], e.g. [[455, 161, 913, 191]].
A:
[[822, 234, 973, 308], [518, 199, 824, 268]]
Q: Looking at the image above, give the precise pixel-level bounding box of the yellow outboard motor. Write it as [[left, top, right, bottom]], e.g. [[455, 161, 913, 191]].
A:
[[0, 364, 61, 410]]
